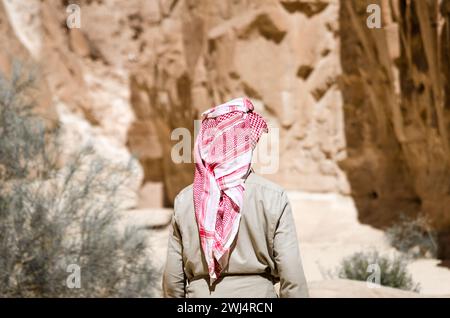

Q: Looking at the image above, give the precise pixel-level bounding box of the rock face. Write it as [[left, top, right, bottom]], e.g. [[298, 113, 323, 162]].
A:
[[1, 0, 450, 258], [339, 0, 450, 257], [127, 0, 348, 204], [1, 0, 144, 207], [0, 1, 56, 130]]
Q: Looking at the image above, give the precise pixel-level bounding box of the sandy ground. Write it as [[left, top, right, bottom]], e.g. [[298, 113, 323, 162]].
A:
[[288, 191, 450, 296], [127, 191, 450, 297]]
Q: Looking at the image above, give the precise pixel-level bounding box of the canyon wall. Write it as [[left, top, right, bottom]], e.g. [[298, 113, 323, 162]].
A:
[[127, 0, 349, 204], [1, 0, 449, 256], [339, 0, 450, 258]]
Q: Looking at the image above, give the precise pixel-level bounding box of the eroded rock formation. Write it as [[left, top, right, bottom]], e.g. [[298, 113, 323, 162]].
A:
[[127, 0, 348, 204], [0, 1, 56, 130], [1, 0, 449, 258], [340, 0, 450, 257]]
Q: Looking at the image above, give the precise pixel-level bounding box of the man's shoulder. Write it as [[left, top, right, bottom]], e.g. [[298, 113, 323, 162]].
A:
[[245, 172, 285, 194], [173, 185, 193, 220], [175, 184, 193, 203]]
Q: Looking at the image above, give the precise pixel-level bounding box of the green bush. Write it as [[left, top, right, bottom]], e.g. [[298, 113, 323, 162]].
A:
[[337, 250, 420, 292], [385, 214, 438, 259], [0, 61, 156, 297]]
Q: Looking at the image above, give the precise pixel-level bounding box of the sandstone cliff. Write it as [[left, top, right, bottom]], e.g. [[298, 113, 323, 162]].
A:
[[1, 0, 449, 258], [339, 0, 450, 259]]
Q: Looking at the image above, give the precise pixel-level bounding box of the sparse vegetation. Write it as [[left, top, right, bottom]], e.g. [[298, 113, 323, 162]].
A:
[[0, 62, 156, 297], [336, 250, 420, 292], [385, 214, 438, 259]]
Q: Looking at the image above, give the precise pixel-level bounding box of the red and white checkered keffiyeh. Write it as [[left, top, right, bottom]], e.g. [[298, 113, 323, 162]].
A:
[[193, 97, 268, 284]]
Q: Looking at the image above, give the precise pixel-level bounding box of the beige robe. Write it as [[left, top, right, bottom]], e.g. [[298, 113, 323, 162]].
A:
[[162, 172, 309, 298]]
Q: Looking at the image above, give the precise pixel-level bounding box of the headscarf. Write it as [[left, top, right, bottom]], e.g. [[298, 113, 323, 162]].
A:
[[193, 97, 268, 284]]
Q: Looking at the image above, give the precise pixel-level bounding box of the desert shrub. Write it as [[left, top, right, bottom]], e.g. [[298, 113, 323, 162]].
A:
[[337, 250, 420, 292], [0, 61, 156, 297], [385, 214, 438, 259]]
